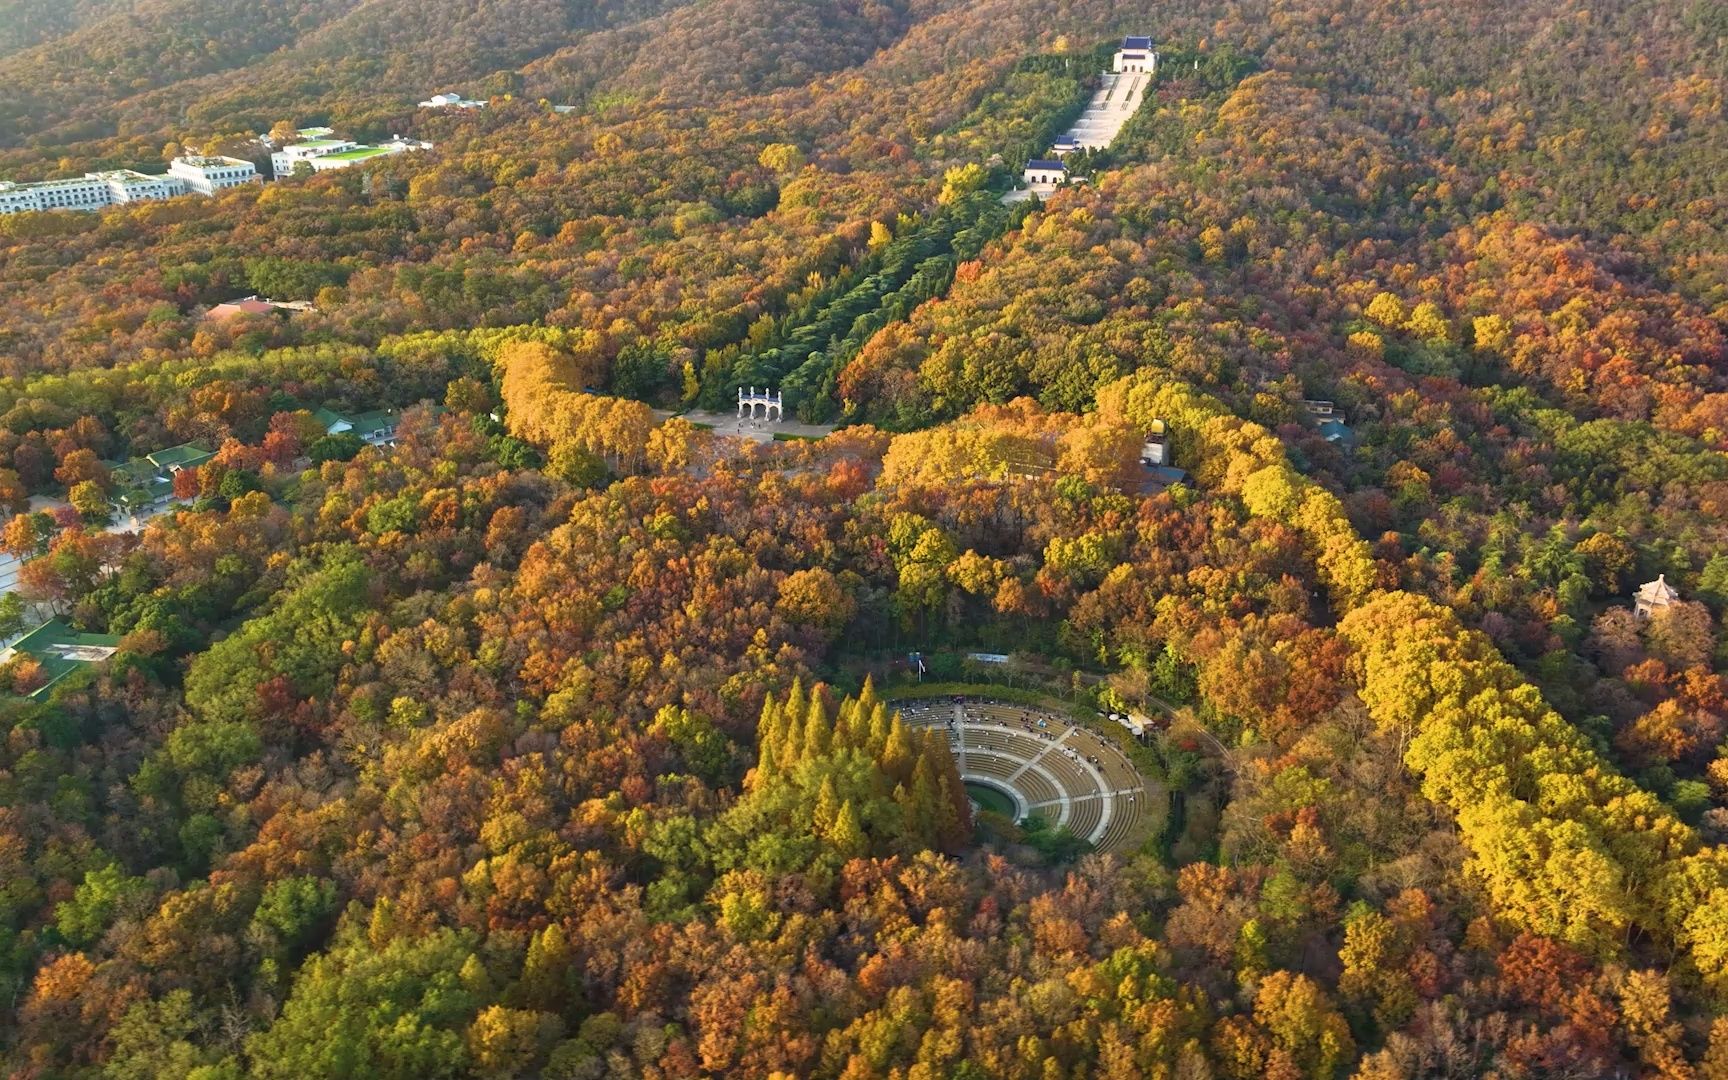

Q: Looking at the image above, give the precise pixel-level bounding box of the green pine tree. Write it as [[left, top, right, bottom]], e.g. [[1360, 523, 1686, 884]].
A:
[[829, 799, 866, 858], [778, 698, 806, 770], [881, 718, 915, 783], [753, 697, 784, 787], [803, 696, 832, 760], [813, 774, 840, 835], [867, 703, 892, 755]]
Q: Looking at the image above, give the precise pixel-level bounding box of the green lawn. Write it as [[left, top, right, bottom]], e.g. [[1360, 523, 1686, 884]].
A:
[[965, 781, 1018, 819]]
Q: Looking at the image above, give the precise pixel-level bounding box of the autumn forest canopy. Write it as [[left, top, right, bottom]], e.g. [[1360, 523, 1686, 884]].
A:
[[0, 0, 1726, 1076]]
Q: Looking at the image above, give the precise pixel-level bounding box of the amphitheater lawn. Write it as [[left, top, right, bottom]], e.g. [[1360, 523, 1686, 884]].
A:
[[965, 782, 1018, 818]]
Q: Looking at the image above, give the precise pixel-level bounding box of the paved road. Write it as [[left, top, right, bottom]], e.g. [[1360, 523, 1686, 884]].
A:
[[0, 495, 191, 598]]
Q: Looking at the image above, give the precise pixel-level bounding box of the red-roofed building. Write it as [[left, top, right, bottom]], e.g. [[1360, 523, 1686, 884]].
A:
[[204, 298, 277, 321]]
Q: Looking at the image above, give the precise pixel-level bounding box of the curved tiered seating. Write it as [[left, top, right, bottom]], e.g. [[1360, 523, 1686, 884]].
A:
[[889, 697, 1154, 853], [1039, 748, 1093, 793], [966, 751, 1021, 783], [1013, 763, 1062, 808], [970, 703, 1031, 726], [897, 703, 947, 727], [1067, 796, 1104, 842], [1096, 788, 1146, 852]]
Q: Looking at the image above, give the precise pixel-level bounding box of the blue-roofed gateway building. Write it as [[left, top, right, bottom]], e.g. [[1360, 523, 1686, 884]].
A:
[[1114, 35, 1156, 73], [1022, 158, 1068, 186]]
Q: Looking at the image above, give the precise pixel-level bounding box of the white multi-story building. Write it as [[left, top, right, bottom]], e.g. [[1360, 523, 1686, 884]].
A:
[[271, 135, 429, 179], [29, 175, 116, 211], [102, 170, 185, 203], [0, 177, 104, 214], [168, 155, 259, 195], [0, 184, 37, 215], [0, 170, 187, 215], [2, 133, 425, 213]]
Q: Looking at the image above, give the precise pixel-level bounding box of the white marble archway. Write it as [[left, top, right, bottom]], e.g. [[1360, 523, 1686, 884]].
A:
[[737, 386, 783, 421]]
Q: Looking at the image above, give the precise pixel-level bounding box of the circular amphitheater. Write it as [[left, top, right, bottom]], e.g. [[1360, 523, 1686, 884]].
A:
[[894, 697, 1156, 854]]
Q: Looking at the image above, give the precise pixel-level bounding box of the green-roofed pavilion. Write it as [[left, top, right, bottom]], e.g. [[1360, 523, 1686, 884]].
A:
[[145, 443, 214, 472], [311, 407, 348, 432]]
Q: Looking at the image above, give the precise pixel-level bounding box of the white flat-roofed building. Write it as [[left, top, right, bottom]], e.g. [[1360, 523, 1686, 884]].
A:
[[100, 170, 185, 203], [271, 135, 427, 179], [23, 175, 111, 211], [419, 92, 486, 109], [0, 181, 56, 214], [0, 170, 187, 215], [169, 155, 260, 195], [272, 138, 359, 177]]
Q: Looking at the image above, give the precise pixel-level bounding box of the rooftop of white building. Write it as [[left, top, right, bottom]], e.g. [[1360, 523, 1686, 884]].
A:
[[0, 169, 165, 190], [174, 155, 253, 167]]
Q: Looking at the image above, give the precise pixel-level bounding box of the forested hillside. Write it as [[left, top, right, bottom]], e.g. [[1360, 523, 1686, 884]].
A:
[[0, 0, 685, 148], [1, 0, 1727, 1075], [0, 0, 117, 62]]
